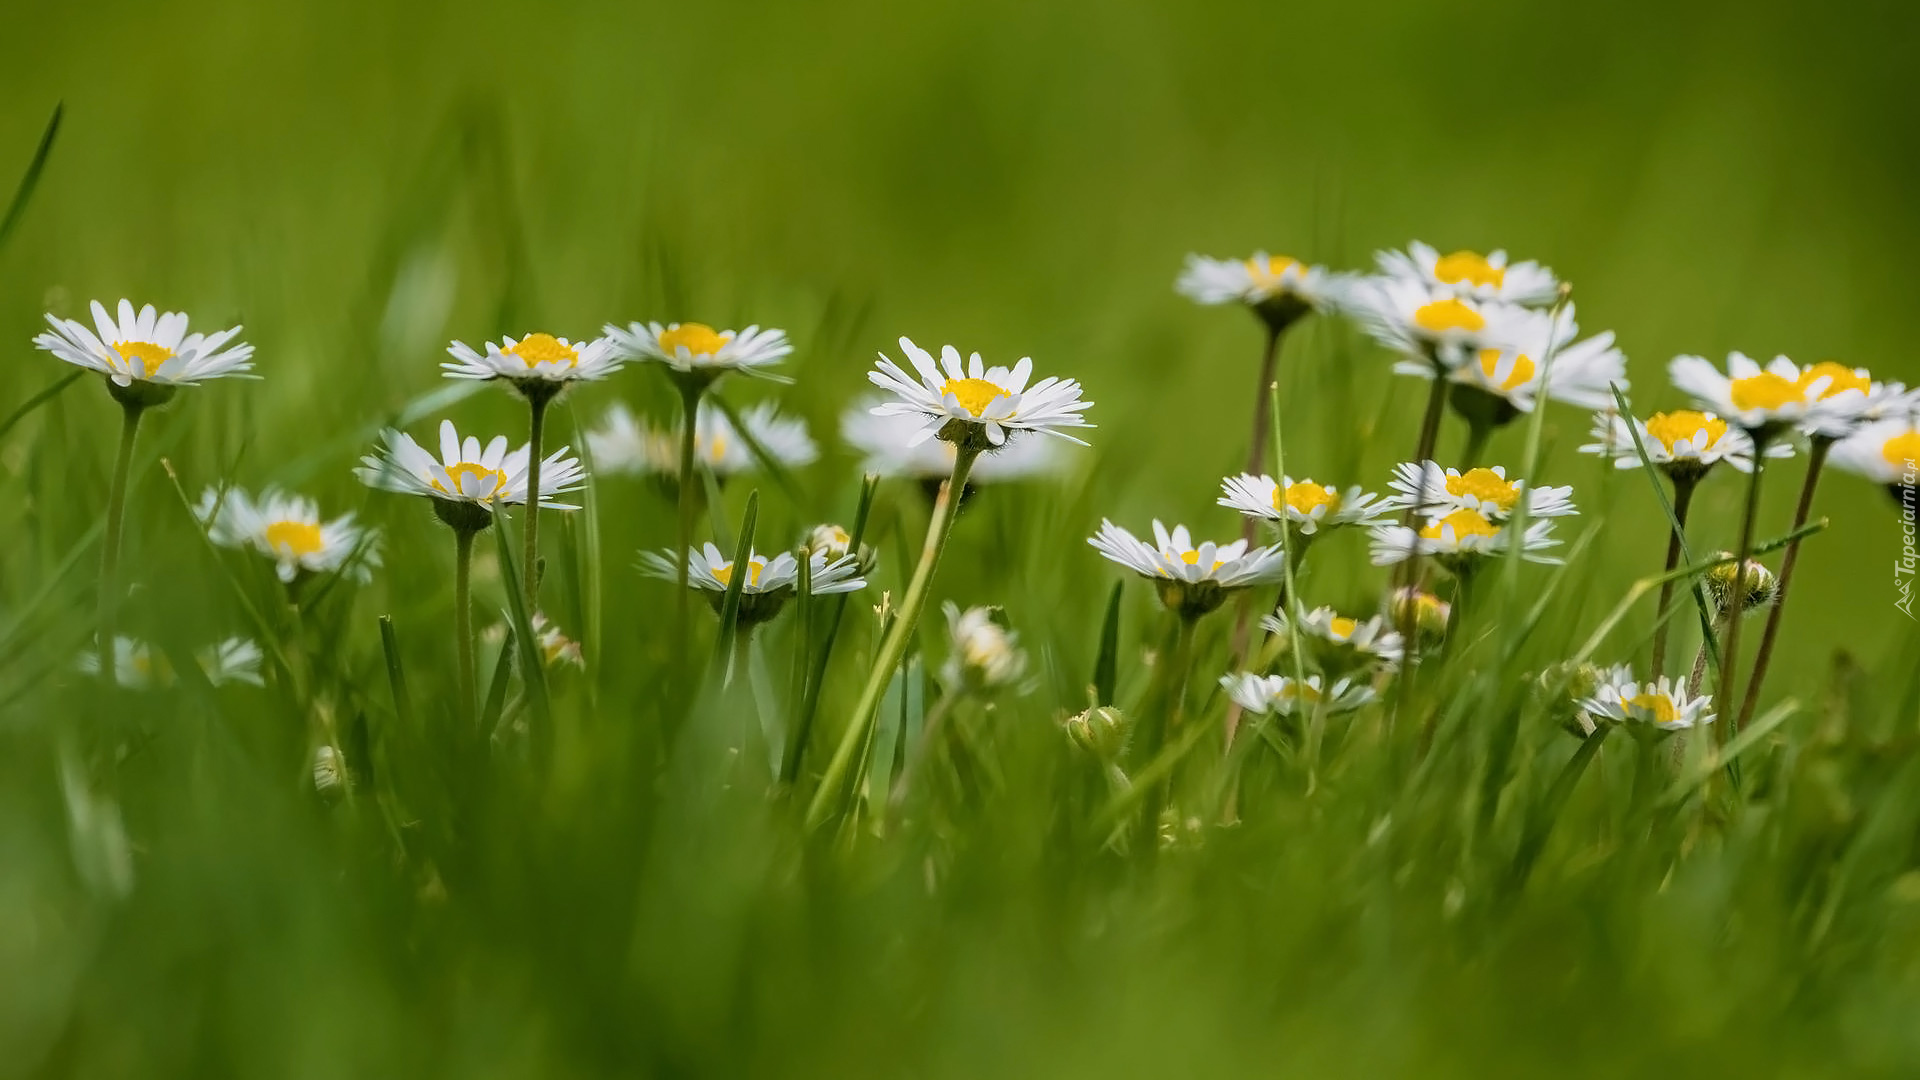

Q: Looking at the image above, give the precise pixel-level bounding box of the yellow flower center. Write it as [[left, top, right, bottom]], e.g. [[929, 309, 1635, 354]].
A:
[[263, 520, 325, 558], [1644, 410, 1727, 453], [657, 323, 733, 356], [1434, 250, 1505, 288], [1327, 616, 1358, 640], [1278, 481, 1341, 517], [1281, 681, 1325, 703], [940, 377, 1009, 418], [1413, 298, 1486, 335], [1475, 349, 1535, 391], [504, 332, 579, 368], [1728, 373, 1805, 412], [1245, 255, 1305, 284], [712, 559, 765, 588], [1177, 550, 1225, 572], [1421, 509, 1501, 541], [433, 463, 509, 500], [111, 340, 174, 375], [1444, 468, 1519, 511], [703, 432, 730, 463], [1623, 692, 1678, 726], [1796, 361, 1870, 400], [1882, 431, 1920, 469]]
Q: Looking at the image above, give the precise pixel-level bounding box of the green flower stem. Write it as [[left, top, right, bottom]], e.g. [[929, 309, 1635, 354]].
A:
[[1648, 476, 1698, 681], [454, 526, 478, 730], [806, 442, 980, 830], [520, 388, 553, 614], [674, 379, 704, 663], [1735, 437, 1829, 731], [97, 399, 146, 680], [1459, 417, 1493, 470], [1716, 439, 1769, 739], [1133, 612, 1198, 855]]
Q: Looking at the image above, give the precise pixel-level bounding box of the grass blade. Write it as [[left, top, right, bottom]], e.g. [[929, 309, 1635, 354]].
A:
[[0, 101, 62, 252]]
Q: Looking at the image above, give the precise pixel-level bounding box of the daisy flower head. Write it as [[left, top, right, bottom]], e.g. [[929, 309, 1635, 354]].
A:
[[640, 542, 866, 625], [1369, 510, 1562, 569], [1374, 242, 1561, 308], [1830, 416, 1920, 494], [1262, 606, 1405, 671], [488, 612, 585, 671], [1579, 669, 1714, 734], [1788, 361, 1913, 439], [1384, 462, 1576, 521], [1063, 704, 1129, 762], [1217, 474, 1394, 535], [939, 602, 1029, 694], [588, 400, 817, 479], [36, 299, 254, 406], [443, 332, 623, 395], [78, 635, 264, 690], [1220, 672, 1376, 718], [1175, 251, 1353, 329], [1088, 519, 1287, 617], [195, 486, 379, 585], [603, 320, 792, 386], [1668, 353, 1867, 440], [355, 419, 585, 531], [1578, 408, 1788, 481], [1406, 305, 1625, 427], [841, 396, 1065, 483], [867, 338, 1094, 453], [1343, 275, 1536, 370]]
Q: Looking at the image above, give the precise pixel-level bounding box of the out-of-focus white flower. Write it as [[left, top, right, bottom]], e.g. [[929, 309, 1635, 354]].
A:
[[195, 486, 379, 583], [841, 395, 1065, 481], [1831, 416, 1920, 485], [1220, 672, 1375, 717], [1217, 474, 1393, 534], [588, 400, 817, 477], [939, 602, 1028, 693], [1175, 252, 1354, 325], [1383, 462, 1576, 521], [78, 635, 265, 689], [1373, 242, 1561, 307], [1369, 510, 1563, 567], [1262, 607, 1405, 669], [1579, 668, 1714, 731]]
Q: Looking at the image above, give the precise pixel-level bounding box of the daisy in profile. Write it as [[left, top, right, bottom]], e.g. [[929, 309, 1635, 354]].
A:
[[1830, 416, 1920, 503], [939, 602, 1029, 694], [868, 337, 1093, 453], [79, 635, 265, 690], [603, 321, 792, 385], [1668, 353, 1863, 441], [195, 486, 379, 585], [1399, 306, 1625, 435], [1220, 672, 1376, 717], [1088, 519, 1287, 617], [1579, 667, 1714, 733], [1368, 510, 1563, 569], [486, 612, 586, 671], [1261, 606, 1405, 670], [840, 397, 1064, 485], [1343, 276, 1536, 370], [1218, 473, 1394, 536], [1383, 462, 1576, 521], [588, 400, 817, 479], [1389, 586, 1453, 642], [443, 332, 623, 390], [356, 419, 585, 529], [1579, 408, 1787, 480], [1175, 252, 1353, 329], [640, 542, 866, 625], [36, 298, 255, 400], [1374, 242, 1561, 308]]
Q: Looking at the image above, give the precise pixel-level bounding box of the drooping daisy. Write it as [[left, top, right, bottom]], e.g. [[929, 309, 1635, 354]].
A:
[[1578, 669, 1714, 732], [1088, 520, 1287, 617], [1217, 474, 1394, 535], [1368, 510, 1563, 568], [603, 321, 792, 383], [1374, 242, 1561, 308], [355, 419, 586, 524], [1579, 408, 1788, 479], [588, 400, 818, 478], [1343, 276, 1536, 369], [1175, 252, 1353, 327], [867, 338, 1094, 450], [1668, 353, 1864, 438], [442, 332, 624, 390], [1383, 462, 1577, 521], [1219, 672, 1376, 717], [35, 299, 255, 393], [840, 396, 1065, 482], [1830, 416, 1920, 487], [939, 602, 1029, 694], [78, 635, 265, 689], [1400, 305, 1625, 423], [194, 486, 379, 584], [1261, 607, 1405, 670], [640, 543, 867, 624]]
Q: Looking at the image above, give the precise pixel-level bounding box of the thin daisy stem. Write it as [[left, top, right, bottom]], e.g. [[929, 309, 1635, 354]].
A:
[[520, 389, 552, 613], [454, 526, 478, 730], [1241, 324, 1285, 520], [1134, 612, 1198, 857], [97, 400, 146, 680], [1648, 476, 1698, 681], [1716, 443, 1769, 739], [1459, 418, 1493, 471], [674, 379, 703, 662], [1735, 437, 1829, 731], [806, 442, 980, 831]]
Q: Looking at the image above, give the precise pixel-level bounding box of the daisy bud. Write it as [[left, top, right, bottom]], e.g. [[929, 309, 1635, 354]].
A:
[[940, 602, 1028, 693], [1389, 587, 1452, 640], [1705, 553, 1779, 616], [312, 745, 348, 798], [1064, 704, 1129, 761], [804, 523, 852, 562]]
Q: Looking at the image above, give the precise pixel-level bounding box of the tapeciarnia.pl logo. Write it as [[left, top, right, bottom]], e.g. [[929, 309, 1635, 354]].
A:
[[1899, 458, 1917, 620]]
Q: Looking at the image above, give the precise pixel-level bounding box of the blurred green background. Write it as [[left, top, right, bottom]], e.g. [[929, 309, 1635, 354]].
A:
[[5, 1, 1920, 1076]]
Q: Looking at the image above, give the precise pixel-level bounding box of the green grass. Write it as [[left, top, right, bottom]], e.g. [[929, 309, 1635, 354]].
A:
[[5, 1, 1920, 1075]]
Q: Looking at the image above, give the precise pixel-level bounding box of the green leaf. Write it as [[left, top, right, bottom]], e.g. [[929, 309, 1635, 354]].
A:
[[0, 101, 61, 252]]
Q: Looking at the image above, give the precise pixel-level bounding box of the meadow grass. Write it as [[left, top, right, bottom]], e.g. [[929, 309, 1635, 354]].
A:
[[5, 2, 1920, 1075]]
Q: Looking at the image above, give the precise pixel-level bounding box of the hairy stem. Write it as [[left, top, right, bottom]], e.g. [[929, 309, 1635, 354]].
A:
[[454, 527, 478, 730], [1716, 443, 1768, 739], [97, 400, 145, 680], [1736, 438, 1828, 730], [521, 390, 550, 614], [1649, 477, 1698, 680]]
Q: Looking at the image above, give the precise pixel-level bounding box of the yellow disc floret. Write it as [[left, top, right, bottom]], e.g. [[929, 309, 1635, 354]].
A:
[[940, 377, 1009, 418], [1882, 431, 1920, 470], [1421, 509, 1501, 542], [1729, 373, 1805, 412], [1797, 361, 1870, 400], [263, 520, 325, 558], [1644, 410, 1728, 454], [1444, 468, 1520, 512], [1434, 250, 1505, 288], [111, 340, 174, 377], [1246, 255, 1305, 286], [1475, 349, 1535, 392], [435, 463, 509, 500], [657, 323, 734, 357], [1279, 481, 1342, 517], [1327, 616, 1358, 640], [1623, 692, 1678, 727], [712, 559, 766, 589], [504, 332, 579, 369], [1414, 298, 1486, 335]]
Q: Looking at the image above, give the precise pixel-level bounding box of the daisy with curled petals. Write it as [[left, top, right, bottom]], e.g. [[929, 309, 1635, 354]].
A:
[[1368, 510, 1562, 570], [1374, 242, 1560, 308], [640, 542, 865, 626], [1383, 462, 1576, 521], [1088, 520, 1287, 618], [1220, 672, 1376, 718], [79, 635, 265, 690], [1218, 473, 1394, 538], [1261, 607, 1405, 671], [195, 486, 379, 586], [1579, 668, 1714, 734], [1831, 416, 1920, 506], [1175, 252, 1353, 330], [588, 400, 817, 481]]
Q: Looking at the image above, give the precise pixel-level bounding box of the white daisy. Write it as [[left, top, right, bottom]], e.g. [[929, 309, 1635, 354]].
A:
[[640, 543, 867, 597], [1175, 252, 1353, 319], [194, 486, 379, 584], [588, 400, 817, 478], [602, 321, 792, 381], [1578, 669, 1714, 731], [1368, 509, 1563, 567], [1219, 672, 1376, 717], [1373, 242, 1561, 307], [1261, 607, 1405, 669], [1578, 408, 1787, 478], [867, 337, 1094, 449], [1088, 520, 1289, 588], [1396, 305, 1625, 417], [355, 419, 586, 513], [1787, 361, 1913, 439], [1668, 353, 1868, 436], [1343, 276, 1537, 368], [443, 332, 624, 386], [1217, 473, 1394, 534], [840, 396, 1065, 481], [35, 298, 255, 387], [939, 602, 1029, 693], [1830, 417, 1920, 485], [78, 635, 265, 689], [1383, 462, 1576, 521]]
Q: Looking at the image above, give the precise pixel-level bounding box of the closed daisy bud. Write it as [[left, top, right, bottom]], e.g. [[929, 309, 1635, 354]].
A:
[[804, 523, 853, 562], [1389, 587, 1452, 640], [1705, 553, 1779, 616], [1064, 704, 1129, 761], [312, 745, 348, 798]]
